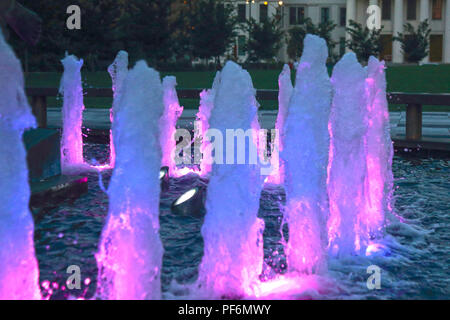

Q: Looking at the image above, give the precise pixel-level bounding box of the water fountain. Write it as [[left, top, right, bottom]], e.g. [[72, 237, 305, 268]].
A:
[[60, 54, 85, 174], [160, 76, 184, 176], [0, 30, 41, 299], [327, 52, 370, 256], [96, 61, 164, 300], [195, 71, 221, 176], [266, 64, 293, 185], [281, 35, 332, 274], [361, 56, 393, 250], [108, 50, 129, 168], [196, 61, 265, 298], [0, 26, 409, 299]]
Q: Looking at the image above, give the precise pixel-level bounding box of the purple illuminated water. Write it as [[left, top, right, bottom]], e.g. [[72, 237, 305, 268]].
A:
[[160, 76, 184, 176], [2, 30, 430, 299], [108, 50, 129, 169], [327, 52, 371, 256], [96, 61, 164, 299], [361, 57, 394, 246], [195, 71, 221, 177], [266, 64, 293, 185], [60, 54, 85, 173], [0, 30, 41, 299], [281, 35, 332, 274], [196, 61, 265, 298]]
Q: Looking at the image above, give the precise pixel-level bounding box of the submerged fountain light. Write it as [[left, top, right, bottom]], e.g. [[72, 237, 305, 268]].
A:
[[171, 187, 205, 218], [160, 166, 169, 191], [160, 166, 169, 180]]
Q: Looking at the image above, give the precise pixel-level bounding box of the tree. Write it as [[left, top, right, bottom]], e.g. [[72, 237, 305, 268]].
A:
[[286, 18, 336, 62], [346, 19, 383, 64], [9, 0, 127, 71], [169, 0, 196, 61], [119, 0, 173, 66], [190, 0, 237, 65], [245, 16, 284, 63], [393, 19, 431, 63]]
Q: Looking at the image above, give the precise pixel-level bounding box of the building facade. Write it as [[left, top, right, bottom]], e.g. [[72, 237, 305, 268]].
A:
[[229, 0, 450, 63]]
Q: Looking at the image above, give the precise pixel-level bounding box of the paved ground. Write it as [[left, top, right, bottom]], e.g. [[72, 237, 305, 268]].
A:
[[47, 108, 450, 143]]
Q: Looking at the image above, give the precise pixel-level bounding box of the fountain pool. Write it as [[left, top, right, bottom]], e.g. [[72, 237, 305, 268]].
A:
[[31, 143, 449, 300]]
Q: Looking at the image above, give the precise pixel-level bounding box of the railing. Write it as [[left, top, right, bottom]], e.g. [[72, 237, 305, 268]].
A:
[[26, 88, 450, 142]]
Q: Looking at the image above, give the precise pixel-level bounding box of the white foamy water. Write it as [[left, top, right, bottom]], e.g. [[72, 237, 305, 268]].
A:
[[108, 50, 129, 168], [96, 61, 164, 299], [362, 57, 394, 245], [59, 54, 85, 173], [196, 61, 265, 298], [282, 35, 332, 274], [160, 76, 184, 176], [327, 52, 369, 256], [0, 30, 41, 299], [266, 64, 293, 185], [195, 71, 221, 176]]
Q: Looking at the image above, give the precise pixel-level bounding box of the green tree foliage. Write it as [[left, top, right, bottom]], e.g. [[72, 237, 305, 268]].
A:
[[190, 0, 237, 64], [245, 16, 284, 63], [8, 0, 172, 71], [393, 19, 431, 63], [118, 0, 172, 66], [286, 17, 336, 63], [346, 19, 383, 64]]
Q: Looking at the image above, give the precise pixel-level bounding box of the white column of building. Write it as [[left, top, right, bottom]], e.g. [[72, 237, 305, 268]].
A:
[[346, 0, 356, 50], [420, 0, 430, 63], [331, 5, 339, 57], [393, 0, 404, 63], [309, 5, 320, 24], [445, 0, 450, 62]]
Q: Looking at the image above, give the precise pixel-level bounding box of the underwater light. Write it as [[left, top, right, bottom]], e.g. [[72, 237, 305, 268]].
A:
[[171, 187, 205, 218], [160, 166, 169, 180], [160, 166, 169, 191]]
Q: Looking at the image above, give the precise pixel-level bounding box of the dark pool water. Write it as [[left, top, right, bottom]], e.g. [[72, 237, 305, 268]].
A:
[[31, 144, 450, 300]]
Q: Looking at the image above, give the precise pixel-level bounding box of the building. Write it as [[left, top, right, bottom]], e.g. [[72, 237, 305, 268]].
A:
[[229, 0, 450, 63]]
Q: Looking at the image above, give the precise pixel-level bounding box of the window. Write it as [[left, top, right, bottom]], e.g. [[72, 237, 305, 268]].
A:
[[238, 35, 246, 56], [382, 0, 391, 20], [340, 7, 346, 26], [260, 4, 268, 23], [432, 0, 443, 20], [298, 7, 305, 23], [289, 7, 305, 25], [407, 0, 417, 20], [238, 4, 246, 22], [321, 7, 330, 23], [429, 34, 443, 61], [380, 34, 393, 61]]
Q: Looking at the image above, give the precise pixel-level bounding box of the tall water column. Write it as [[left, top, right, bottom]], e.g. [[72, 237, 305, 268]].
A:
[[96, 61, 164, 300], [59, 54, 85, 173], [197, 61, 265, 298], [0, 30, 41, 300], [108, 50, 129, 168], [327, 53, 368, 256], [282, 35, 332, 274]]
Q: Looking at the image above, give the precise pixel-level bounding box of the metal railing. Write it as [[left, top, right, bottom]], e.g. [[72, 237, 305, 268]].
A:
[[26, 88, 450, 142]]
